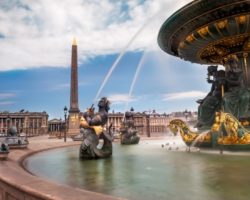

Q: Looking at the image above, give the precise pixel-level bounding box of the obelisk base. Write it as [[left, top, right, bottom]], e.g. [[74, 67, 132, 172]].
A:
[[67, 112, 80, 137]]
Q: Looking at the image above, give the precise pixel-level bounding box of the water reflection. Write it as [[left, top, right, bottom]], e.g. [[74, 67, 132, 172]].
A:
[[25, 143, 250, 200]]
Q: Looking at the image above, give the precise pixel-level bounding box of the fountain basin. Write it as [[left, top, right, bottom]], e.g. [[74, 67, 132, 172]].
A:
[[0, 136, 118, 200], [24, 140, 250, 200]]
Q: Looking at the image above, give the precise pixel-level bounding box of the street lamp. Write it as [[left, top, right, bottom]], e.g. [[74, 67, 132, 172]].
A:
[[146, 114, 150, 138], [184, 109, 188, 122], [64, 106, 68, 142]]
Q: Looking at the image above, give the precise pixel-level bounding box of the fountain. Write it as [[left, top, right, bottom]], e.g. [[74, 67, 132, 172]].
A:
[[94, 23, 150, 103], [1, 126, 29, 149], [0, 142, 9, 160], [79, 97, 113, 159], [158, 0, 250, 150], [22, 2, 250, 199], [25, 139, 250, 200], [119, 107, 140, 145]]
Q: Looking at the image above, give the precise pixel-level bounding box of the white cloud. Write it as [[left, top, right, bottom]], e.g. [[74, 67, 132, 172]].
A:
[[0, 93, 16, 99], [163, 91, 207, 101], [108, 94, 137, 104], [0, 92, 17, 106], [0, 101, 15, 106], [0, 0, 192, 71]]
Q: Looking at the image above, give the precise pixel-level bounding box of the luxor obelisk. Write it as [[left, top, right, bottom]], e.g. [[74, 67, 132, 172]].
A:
[[68, 38, 80, 136]]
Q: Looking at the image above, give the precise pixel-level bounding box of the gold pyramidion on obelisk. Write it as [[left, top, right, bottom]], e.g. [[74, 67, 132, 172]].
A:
[[72, 37, 77, 46], [68, 37, 80, 137]]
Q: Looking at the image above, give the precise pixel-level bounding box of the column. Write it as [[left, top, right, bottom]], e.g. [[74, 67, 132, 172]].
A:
[[19, 119, 22, 132], [32, 119, 35, 136], [37, 119, 39, 135], [0, 118, 2, 132]]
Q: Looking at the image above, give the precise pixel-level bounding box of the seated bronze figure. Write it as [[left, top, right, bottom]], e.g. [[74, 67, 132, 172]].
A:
[[120, 107, 140, 145], [79, 97, 113, 159]]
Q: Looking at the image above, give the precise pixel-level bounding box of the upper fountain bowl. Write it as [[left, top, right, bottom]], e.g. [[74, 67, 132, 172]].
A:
[[157, 0, 250, 65]]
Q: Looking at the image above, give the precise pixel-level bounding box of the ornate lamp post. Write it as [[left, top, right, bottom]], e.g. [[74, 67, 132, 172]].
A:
[[64, 106, 68, 142], [184, 110, 188, 122], [146, 114, 150, 138]]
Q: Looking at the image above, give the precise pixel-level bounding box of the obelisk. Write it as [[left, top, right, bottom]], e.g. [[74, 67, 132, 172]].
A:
[[68, 38, 80, 136]]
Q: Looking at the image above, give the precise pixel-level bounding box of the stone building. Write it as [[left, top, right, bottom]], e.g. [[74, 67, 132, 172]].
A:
[[149, 112, 170, 134], [107, 110, 197, 136], [170, 110, 198, 125], [133, 112, 148, 135], [48, 118, 64, 137], [0, 111, 48, 136], [107, 112, 147, 135], [107, 111, 168, 136], [107, 112, 123, 133]]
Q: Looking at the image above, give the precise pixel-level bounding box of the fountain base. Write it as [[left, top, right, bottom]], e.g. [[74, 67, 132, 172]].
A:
[[169, 111, 250, 150]]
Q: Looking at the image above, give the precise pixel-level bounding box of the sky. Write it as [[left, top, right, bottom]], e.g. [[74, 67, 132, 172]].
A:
[[0, 0, 211, 119]]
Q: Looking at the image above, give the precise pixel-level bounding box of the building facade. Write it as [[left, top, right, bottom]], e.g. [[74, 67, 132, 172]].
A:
[[0, 111, 49, 136], [107, 110, 197, 136], [170, 111, 198, 125], [107, 111, 168, 136], [107, 112, 123, 133], [107, 112, 147, 135], [149, 114, 170, 134], [48, 118, 64, 137]]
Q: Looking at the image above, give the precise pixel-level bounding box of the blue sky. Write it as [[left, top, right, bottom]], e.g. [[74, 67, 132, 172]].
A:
[[0, 0, 211, 119]]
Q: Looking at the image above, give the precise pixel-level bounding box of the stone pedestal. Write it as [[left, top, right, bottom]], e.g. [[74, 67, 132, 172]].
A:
[[67, 112, 80, 136]]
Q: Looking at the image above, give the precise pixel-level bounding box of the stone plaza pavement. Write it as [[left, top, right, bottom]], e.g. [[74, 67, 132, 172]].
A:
[[0, 135, 124, 200]]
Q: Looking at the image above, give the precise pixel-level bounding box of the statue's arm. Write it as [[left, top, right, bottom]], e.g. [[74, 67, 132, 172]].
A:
[[86, 114, 103, 126]]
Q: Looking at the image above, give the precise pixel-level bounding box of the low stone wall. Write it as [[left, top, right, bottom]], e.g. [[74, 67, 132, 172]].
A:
[[0, 180, 46, 200], [0, 136, 123, 200]]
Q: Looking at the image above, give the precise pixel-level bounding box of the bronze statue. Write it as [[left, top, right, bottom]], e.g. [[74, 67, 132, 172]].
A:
[[79, 97, 113, 159], [120, 107, 140, 145], [158, 0, 250, 150], [0, 143, 9, 152], [223, 56, 250, 119], [196, 66, 225, 129], [0, 142, 9, 160]]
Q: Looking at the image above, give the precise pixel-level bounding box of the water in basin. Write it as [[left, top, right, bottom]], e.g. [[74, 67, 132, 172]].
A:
[[24, 140, 250, 200]]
